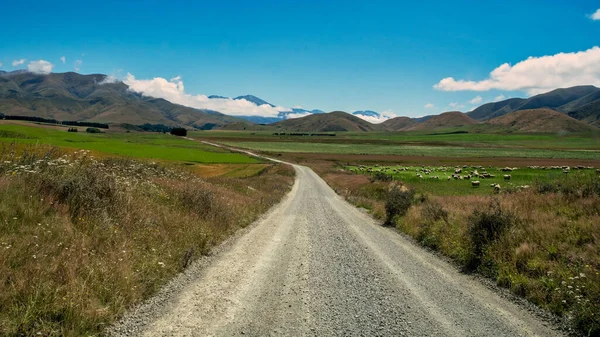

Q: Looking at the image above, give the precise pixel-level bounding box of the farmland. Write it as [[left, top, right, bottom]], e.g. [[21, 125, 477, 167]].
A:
[[346, 164, 598, 196], [0, 123, 259, 164]]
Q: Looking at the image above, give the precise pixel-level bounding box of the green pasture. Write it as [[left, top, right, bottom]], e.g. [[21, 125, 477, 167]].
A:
[[0, 124, 259, 164], [219, 141, 600, 160], [191, 130, 600, 150], [347, 165, 597, 196]]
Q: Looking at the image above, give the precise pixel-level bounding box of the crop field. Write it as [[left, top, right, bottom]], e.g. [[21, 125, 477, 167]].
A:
[[346, 164, 598, 196], [218, 141, 600, 160], [192, 130, 600, 150], [0, 123, 259, 164]]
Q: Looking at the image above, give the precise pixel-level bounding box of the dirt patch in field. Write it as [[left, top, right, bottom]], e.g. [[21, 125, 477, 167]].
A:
[[193, 163, 270, 178]]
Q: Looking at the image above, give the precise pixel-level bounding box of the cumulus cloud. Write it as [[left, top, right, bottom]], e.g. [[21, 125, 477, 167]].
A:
[[590, 9, 600, 20], [12, 59, 25, 67], [424, 103, 435, 109], [353, 110, 398, 124], [27, 60, 54, 74], [123, 73, 292, 117], [60, 56, 66, 64], [434, 46, 600, 95], [469, 96, 483, 105], [74, 60, 82, 72], [98, 75, 120, 84], [285, 112, 313, 119], [493, 94, 506, 101]]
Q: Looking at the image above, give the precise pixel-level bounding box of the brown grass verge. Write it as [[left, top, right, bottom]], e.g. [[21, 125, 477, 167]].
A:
[[0, 143, 294, 336]]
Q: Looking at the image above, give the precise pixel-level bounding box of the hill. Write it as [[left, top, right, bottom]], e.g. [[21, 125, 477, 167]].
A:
[[406, 111, 477, 131], [467, 98, 527, 121], [0, 71, 245, 129], [487, 109, 598, 133], [380, 116, 416, 131], [271, 111, 379, 132], [468, 86, 600, 124]]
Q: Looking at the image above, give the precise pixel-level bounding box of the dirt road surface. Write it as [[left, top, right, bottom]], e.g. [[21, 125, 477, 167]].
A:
[[110, 147, 562, 336]]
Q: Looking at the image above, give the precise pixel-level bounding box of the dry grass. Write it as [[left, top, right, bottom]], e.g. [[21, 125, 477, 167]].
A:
[[0, 143, 294, 336], [316, 161, 600, 335]]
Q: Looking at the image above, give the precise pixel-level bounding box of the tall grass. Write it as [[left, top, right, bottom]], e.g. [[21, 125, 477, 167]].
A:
[[321, 164, 600, 336], [0, 143, 294, 336]]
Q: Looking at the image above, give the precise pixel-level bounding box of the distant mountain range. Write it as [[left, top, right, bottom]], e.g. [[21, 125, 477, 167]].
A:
[[0, 71, 598, 133], [468, 85, 600, 127], [0, 71, 244, 129]]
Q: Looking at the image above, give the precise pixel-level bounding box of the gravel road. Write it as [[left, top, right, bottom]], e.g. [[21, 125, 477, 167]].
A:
[[109, 148, 563, 336]]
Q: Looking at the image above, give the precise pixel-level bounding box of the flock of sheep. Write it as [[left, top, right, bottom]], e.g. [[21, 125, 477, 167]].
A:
[[351, 164, 598, 193]]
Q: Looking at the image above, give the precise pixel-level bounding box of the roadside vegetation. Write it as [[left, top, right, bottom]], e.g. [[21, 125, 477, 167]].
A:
[[0, 142, 294, 336], [321, 163, 600, 336]]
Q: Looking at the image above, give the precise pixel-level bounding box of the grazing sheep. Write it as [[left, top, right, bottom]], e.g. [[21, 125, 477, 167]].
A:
[[492, 183, 501, 193], [472, 180, 480, 187], [447, 176, 451, 181], [503, 174, 511, 181]]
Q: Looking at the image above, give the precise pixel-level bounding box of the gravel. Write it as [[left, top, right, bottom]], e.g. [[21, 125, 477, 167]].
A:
[[108, 145, 565, 337]]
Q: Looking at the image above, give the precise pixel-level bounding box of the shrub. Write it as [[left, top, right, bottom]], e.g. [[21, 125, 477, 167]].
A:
[[421, 200, 448, 223], [170, 127, 187, 137], [85, 127, 102, 133], [466, 200, 514, 271], [370, 171, 392, 182], [384, 185, 414, 226]]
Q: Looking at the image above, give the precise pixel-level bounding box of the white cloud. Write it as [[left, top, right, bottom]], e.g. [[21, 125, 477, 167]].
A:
[[285, 112, 313, 119], [590, 9, 600, 20], [98, 75, 119, 84], [60, 56, 66, 64], [123, 73, 292, 117], [12, 59, 25, 67], [434, 46, 600, 95], [468, 96, 483, 105], [74, 60, 82, 72], [27, 60, 54, 74], [448, 102, 465, 109], [493, 94, 506, 102], [424, 103, 435, 109], [0, 62, 3, 68], [353, 110, 398, 124]]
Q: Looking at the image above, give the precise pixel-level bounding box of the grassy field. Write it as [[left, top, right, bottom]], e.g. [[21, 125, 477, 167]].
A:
[[191, 129, 600, 150], [347, 165, 598, 196], [218, 141, 600, 160], [0, 123, 259, 164]]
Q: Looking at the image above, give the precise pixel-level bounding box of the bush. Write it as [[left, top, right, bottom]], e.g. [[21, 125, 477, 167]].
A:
[[170, 127, 187, 137], [384, 185, 414, 226], [421, 200, 448, 223], [85, 127, 103, 133], [466, 200, 514, 271], [370, 171, 392, 182]]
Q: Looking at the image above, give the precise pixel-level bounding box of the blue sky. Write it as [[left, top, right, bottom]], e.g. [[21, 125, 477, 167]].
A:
[[1, 0, 600, 120]]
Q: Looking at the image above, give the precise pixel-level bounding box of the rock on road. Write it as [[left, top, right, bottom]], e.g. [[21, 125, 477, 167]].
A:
[[111, 160, 562, 336]]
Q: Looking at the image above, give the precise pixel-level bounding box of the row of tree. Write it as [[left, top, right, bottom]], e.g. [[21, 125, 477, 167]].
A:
[[0, 113, 109, 129]]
